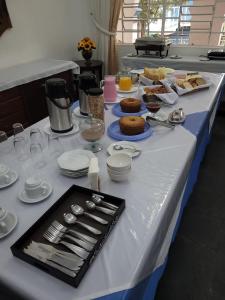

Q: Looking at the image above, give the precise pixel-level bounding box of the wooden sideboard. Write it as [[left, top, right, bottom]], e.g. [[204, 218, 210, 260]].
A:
[[0, 70, 75, 135]]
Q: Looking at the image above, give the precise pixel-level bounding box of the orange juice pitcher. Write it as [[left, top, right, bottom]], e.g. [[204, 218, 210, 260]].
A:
[[117, 72, 133, 91]]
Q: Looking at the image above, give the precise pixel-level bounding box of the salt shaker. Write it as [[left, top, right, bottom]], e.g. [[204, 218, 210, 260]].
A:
[[88, 88, 104, 123]]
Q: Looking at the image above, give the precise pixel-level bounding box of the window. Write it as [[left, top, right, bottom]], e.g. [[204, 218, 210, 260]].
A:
[[219, 22, 225, 46], [117, 0, 225, 47]]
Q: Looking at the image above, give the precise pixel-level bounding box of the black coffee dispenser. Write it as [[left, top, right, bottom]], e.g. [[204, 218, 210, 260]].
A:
[[78, 73, 97, 115]]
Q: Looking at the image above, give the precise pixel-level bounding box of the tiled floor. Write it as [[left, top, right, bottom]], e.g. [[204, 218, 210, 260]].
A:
[[155, 113, 225, 300]]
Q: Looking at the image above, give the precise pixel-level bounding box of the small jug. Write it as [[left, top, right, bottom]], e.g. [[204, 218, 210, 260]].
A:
[[100, 76, 117, 102]]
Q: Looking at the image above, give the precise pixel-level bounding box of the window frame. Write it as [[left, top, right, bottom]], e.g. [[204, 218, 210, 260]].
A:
[[117, 0, 225, 47]]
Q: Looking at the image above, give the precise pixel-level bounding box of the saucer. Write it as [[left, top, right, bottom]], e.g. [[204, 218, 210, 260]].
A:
[[107, 141, 141, 158], [73, 107, 89, 118], [116, 85, 138, 94], [0, 170, 18, 189], [43, 119, 79, 136], [0, 212, 17, 239], [18, 182, 53, 204], [107, 120, 153, 141]]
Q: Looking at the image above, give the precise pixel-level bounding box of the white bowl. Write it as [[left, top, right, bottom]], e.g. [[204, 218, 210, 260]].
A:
[[106, 153, 132, 171], [108, 172, 130, 182], [107, 166, 131, 175]]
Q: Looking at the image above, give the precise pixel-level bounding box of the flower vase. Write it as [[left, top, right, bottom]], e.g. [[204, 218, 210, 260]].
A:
[[82, 50, 93, 65]]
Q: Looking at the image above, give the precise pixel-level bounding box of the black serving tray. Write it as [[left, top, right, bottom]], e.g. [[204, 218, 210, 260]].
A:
[[11, 184, 125, 287]]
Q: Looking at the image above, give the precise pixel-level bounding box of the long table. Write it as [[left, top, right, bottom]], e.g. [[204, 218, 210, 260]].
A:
[[0, 71, 224, 300]]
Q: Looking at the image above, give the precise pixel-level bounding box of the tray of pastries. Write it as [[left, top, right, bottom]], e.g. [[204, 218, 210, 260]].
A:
[[139, 67, 174, 85], [138, 84, 178, 106], [172, 74, 212, 95]]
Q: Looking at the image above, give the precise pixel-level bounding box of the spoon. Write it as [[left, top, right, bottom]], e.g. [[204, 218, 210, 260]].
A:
[[113, 144, 140, 153], [92, 194, 118, 211], [63, 213, 102, 235], [71, 204, 108, 225], [146, 115, 175, 129], [86, 201, 115, 216]]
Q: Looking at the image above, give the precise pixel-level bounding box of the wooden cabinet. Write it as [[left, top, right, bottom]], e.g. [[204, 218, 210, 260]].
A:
[[0, 70, 75, 135]]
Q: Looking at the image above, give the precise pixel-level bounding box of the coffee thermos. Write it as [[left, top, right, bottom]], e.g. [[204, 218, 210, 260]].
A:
[[78, 73, 97, 115], [45, 78, 73, 133]]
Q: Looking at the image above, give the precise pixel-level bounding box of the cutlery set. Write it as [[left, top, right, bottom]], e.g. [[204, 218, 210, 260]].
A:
[[12, 185, 125, 287], [23, 193, 119, 278]]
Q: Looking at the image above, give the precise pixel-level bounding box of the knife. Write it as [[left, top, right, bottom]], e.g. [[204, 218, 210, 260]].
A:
[[30, 242, 84, 266], [24, 249, 77, 278], [25, 246, 82, 271]]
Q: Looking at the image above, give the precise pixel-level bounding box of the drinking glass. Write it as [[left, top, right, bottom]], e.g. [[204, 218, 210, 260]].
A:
[[80, 117, 105, 152], [13, 136, 30, 162], [47, 134, 63, 159], [119, 77, 132, 91], [0, 131, 12, 155], [13, 123, 25, 137], [30, 143, 46, 169], [30, 128, 45, 149]]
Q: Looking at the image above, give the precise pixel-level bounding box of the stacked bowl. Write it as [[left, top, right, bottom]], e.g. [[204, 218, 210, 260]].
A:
[[106, 153, 132, 182]]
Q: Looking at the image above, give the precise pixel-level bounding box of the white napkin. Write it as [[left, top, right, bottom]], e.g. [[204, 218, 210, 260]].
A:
[[88, 158, 100, 191]]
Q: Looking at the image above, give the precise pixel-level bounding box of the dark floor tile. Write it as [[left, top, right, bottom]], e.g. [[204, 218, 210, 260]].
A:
[[155, 114, 225, 300], [156, 236, 217, 300], [177, 209, 223, 251]]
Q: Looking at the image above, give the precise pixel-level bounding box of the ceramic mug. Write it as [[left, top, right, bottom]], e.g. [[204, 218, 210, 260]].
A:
[[24, 177, 47, 199], [0, 164, 11, 185], [100, 75, 117, 102], [0, 207, 9, 233]]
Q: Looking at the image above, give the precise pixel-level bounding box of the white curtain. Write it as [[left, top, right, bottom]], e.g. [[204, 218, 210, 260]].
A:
[[90, 0, 111, 74]]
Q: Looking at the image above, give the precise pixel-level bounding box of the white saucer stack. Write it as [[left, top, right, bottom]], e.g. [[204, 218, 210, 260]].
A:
[[57, 149, 96, 178]]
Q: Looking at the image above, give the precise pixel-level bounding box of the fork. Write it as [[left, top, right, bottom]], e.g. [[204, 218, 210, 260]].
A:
[[43, 231, 89, 259], [47, 225, 93, 251], [52, 220, 97, 245]]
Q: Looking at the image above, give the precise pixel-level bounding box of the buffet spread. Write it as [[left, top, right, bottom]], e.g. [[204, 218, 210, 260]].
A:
[[0, 67, 224, 300]]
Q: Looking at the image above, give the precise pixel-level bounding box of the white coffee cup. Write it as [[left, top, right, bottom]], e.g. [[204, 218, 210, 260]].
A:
[[0, 207, 10, 233], [0, 164, 11, 185], [24, 177, 47, 199]]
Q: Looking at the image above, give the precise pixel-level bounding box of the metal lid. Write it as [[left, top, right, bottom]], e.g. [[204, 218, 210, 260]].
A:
[[45, 78, 68, 98], [79, 73, 97, 90], [88, 87, 103, 96]]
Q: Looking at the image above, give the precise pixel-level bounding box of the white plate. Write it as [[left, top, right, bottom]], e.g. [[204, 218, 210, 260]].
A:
[[57, 149, 96, 172], [60, 170, 88, 178], [0, 213, 18, 239], [104, 98, 121, 104], [43, 120, 79, 136], [107, 141, 141, 158], [0, 170, 18, 189], [141, 111, 168, 122], [116, 85, 138, 94], [73, 107, 89, 118], [18, 182, 53, 204]]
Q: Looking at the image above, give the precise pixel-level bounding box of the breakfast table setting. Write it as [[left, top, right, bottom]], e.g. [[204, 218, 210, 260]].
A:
[[0, 68, 224, 300]]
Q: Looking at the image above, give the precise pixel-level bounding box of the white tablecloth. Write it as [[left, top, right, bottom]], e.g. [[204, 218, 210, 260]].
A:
[[0, 59, 79, 92], [0, 72, 223, 300], [122, 55, 225, 73]]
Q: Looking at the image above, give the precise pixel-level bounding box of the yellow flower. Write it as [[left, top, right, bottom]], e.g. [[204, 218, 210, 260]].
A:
[[84, 43, 91, 51], [83, 37, 90, 42], [77, 37, 96, 50]]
